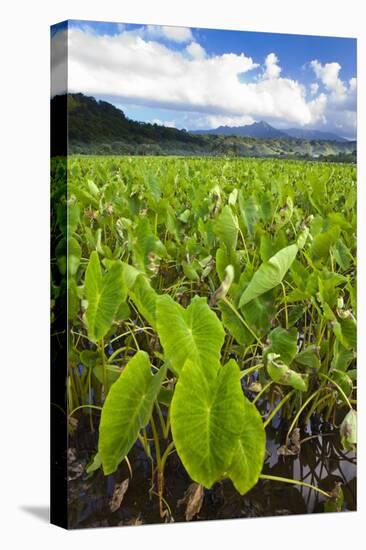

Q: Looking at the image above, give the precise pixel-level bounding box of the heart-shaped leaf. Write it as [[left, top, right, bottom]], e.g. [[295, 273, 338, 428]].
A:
[[99, 351, 166, 475], [214, 205, 238, 251], [84, 252, 125, 342], [227, 396, 266, 494], [171, 359, 245, 488], [156, 295, 225, 376]]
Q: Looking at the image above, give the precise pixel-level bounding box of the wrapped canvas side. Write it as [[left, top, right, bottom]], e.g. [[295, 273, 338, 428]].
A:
[[50, 21, 68, 529]]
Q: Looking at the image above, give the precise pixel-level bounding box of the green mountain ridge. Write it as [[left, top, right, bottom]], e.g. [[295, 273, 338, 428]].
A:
[[52, 93, 356, 161]]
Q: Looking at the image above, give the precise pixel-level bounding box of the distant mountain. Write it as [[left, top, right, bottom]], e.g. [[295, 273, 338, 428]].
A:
[[192, 120, 348, 142], [51, 93, 356, 161], [192, 121, 288, 139], [283, 128, 349, 142]]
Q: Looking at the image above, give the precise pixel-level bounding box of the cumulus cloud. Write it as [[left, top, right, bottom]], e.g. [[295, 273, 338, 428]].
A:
[[144, 25, 193, 43], [186, 41, 206, 60], [308, 59, 356, 137], [263, 53, 282, 79], [50, 26, 356, 137], [310, 59, 346, 99], [61, 27, 332, 127]]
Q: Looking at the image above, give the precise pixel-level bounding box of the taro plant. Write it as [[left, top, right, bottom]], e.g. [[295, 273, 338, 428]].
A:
[[61, 155, 356, 517]]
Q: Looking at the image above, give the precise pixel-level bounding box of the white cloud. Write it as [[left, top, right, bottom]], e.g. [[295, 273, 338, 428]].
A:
[[145, 25, 193, 43], [150, 118, 177, 128], [186, 41, 206, 60], [308, 60, 357, 137], [50, 27, 356, 137], [310, 59, 346, 100], [62, 28, 331, 127], [263, 53, 281, 79]]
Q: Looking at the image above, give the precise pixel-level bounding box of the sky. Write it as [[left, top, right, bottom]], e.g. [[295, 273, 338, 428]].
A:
[[51, 20, 357, 139]]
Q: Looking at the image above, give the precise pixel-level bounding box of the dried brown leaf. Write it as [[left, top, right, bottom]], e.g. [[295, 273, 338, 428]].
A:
[[109, 478, 129, 512], [178, 483, 204, 521]]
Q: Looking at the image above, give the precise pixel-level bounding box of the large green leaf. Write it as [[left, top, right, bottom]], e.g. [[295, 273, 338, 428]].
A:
[[99, 351, 166, 475], [156, 295, 225, 376], [171, 359, 245, 488], [227, 396, 266, 494], [239, 244, 298, 307], [214, 205, 238, 250], [128, 274, 158, 329], [84, 252, 125, 342]]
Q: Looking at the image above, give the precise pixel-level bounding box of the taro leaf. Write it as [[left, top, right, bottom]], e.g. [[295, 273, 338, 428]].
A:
[[55, 238, 67, 275], [294, 345, 320, 371], [99, 351, 166, 475], [86, 453, 102, 475], [311, 227, 340, 261], [84, 252, 125, 342], [333, 317, 356, 351], [266, 353, 308, 392], [332, 239, 352, 271], [68, 278, 79, 320], [171, 359, 245, 488], [324, 482, 344, 513], [239, 244, 298, 307], [214, 205, 238, 251], [93, 364, 123, 386], [218, 300, 253, 346], [288, 304, 305, 327], [331, 340, 355, 372], [265, 327, 298, 365], [227, 396, 266, 494], [331, 369, 353, 402], [239, 193, 259, 236], [242, 291, 276, 336], [157, 386, 173, 406], [68, 237, 82, 276], [156, 295, 225, 376], [115, 300, 131, 321], [339, 409, 357, 451], [128, 274, 158, 329], [216, 246, 241, 283], [182, 260, 200, 282], [80, 349, 100, 368]]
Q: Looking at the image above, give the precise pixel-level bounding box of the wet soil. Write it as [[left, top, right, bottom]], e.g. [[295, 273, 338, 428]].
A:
[[67, 411, 356, 529]]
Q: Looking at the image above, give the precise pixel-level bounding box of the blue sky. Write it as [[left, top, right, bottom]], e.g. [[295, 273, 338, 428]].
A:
[[52, 20, 357, 138]]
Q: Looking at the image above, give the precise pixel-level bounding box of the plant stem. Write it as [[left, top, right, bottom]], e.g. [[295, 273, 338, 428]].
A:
[[318, 372, 353, 411], [263, 389, 295, 428], [259, 474, 331, 498], [240, 363, 265, 379], [100, 337, 109, 397], [285, 387, 325, 445], [68, 404, 103, 417], [253, 380, 273, 404], [281, 282, 288, 329]]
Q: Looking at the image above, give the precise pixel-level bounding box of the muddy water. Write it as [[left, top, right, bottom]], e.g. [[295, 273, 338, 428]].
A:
[[67, 412, 356, 529]]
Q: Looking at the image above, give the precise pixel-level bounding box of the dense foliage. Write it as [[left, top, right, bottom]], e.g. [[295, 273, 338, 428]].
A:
[[51, 155, 357, 517]]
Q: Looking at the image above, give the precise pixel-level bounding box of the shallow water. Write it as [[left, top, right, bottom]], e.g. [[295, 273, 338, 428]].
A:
[[67, 412, 356, 528]]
